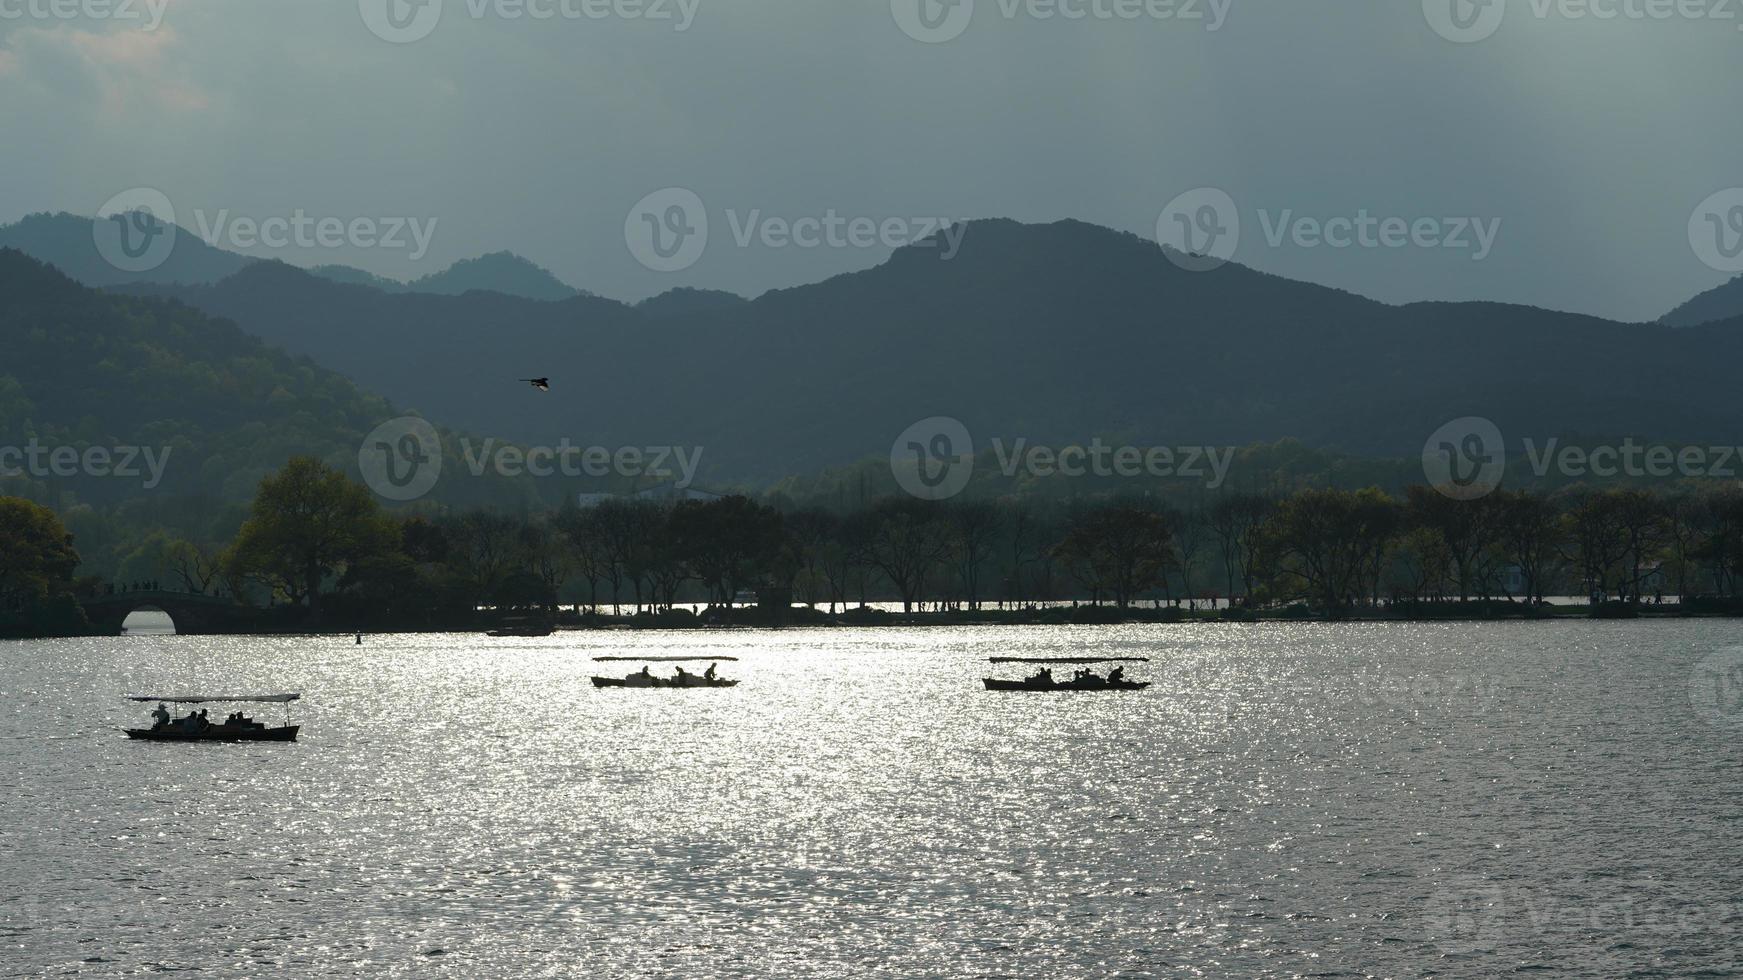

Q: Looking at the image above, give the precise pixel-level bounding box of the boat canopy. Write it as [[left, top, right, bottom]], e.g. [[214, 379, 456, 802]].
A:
[[125, 694, 302, 704], [988, 657, 1150, 665], [592, 656, 740, 663]]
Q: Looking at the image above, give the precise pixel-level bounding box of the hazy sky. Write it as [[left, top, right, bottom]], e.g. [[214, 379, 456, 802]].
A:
[[1, 0, 1739, 320]]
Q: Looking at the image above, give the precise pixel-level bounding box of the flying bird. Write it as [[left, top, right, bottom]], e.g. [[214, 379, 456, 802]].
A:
[[521, 378, 551, 392]]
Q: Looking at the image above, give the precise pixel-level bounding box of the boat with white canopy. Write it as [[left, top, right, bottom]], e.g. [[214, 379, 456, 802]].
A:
[[122, 694, 302, 742]]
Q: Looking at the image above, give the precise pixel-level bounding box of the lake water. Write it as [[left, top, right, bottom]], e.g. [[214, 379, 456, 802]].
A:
[[3, 622, 1741, 978]]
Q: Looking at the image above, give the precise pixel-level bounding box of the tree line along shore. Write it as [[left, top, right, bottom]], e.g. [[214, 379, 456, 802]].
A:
[[3, 457, 1742, 637]]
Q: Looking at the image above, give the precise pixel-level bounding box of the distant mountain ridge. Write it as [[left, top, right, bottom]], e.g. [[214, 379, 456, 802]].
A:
[[1662, 274, 1743, 327], [0, 212, 586, 303], [0, 248, 395, 503], [404, 250, 583, 300], [104, 218, 1743, 482]]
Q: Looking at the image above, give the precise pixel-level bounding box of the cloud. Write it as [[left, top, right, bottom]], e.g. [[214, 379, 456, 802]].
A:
[[0, 24, 208, 115]]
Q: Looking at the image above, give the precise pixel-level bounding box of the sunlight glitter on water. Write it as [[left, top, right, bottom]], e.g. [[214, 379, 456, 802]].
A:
[[2, 622, 1740, 978]]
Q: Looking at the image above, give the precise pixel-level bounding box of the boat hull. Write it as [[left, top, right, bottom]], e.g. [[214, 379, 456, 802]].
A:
[[982, 678, 1151, 692], [591, 676, 739, 689], [124, 725, 300, 742]]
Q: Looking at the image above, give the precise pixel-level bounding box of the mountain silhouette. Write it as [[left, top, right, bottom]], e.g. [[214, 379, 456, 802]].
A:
[[0, 213, 586, 302], [91, 219, 1743, 479], [0, 211, 251, 288], [404, 250, 582, 300], [1662, 274, 1743, 327]]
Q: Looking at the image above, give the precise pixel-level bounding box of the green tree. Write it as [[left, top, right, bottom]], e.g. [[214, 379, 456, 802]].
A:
[[0, 496, 81, 610], [226, 457, 397, 616]]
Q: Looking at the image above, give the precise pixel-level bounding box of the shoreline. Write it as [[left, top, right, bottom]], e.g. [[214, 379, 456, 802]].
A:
[[6, 597, 1733, 640]]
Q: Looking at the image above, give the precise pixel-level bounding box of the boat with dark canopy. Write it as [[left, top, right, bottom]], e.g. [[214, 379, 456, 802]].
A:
[[122, 694, 302, 742], [591, 657, 740, 689], [982, 657, 1151, 692]]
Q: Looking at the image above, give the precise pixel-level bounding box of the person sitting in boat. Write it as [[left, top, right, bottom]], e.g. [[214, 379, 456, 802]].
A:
[[1108, 665, 1125, 684], [637, 665, 653, 681], [673, 665, 693, 686], [704, 663, 718, 682], [150, 703, 170, 729], [1031, 667, 1054, 685]]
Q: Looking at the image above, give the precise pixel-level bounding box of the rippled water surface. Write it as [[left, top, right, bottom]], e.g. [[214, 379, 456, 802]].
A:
[[3, 622, 1741, 977]]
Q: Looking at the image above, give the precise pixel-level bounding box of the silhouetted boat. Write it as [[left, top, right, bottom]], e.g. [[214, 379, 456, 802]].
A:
[[591, 675, 741, 689], [591, 656, 739, 689], [122, 694, 302, 742], [982, 657, 1151, 693], [982, 675, 1151, 692]]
